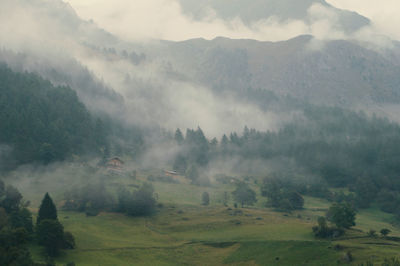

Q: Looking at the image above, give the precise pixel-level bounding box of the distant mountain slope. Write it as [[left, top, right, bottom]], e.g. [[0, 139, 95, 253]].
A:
[[3, 0, 400, 133], [152, 36, 400, 107], [179, 0, 369, 33]]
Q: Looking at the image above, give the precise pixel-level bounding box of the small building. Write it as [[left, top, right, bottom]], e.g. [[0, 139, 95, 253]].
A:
[[106, 157, 124, 172], [164, 170, 178, 177]]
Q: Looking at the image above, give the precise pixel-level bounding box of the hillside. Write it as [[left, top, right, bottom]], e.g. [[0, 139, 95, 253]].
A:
[[2, 1, 400, 265], [148, 36, 400, 108], [0, 64, 106, 168]]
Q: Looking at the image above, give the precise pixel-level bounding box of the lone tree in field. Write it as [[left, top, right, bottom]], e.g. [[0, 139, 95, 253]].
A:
[[202, 192, 210, 206], [380, 228, 391, 237], [326, 202, 356, 229], [37, 193, 57, 225], [232, 182, 257, 207]]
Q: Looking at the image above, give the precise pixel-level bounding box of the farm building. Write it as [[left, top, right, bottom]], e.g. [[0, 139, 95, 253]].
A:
[[106, 157, 124, 172], [164, 170, 178, 177]]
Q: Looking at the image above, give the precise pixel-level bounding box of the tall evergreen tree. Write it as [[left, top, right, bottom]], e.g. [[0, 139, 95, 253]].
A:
[[174, 128, 184, 145], [37, 193, 57, 225]]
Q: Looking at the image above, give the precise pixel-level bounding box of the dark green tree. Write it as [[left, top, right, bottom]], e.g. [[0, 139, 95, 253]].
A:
[[232, 182, 257, 207], [119, 183, 157, 217], [37, 219, 65, 256], [174, 128, 184, 145], [186, 165, 199, 183], [312, 216, 329, 238], [261, 178, 304, 211], [202, 192, 210, 206], [287, 191, 304, 210], [10, 208, 33, 233], [380, 228, 391, 237], [0, 208, 7, 229], [326, 202, 356, 229], [312, 216, 344, 239], [223, 191, 229, 206], [173, 154, 187, 174], [0, 227, 33, 266], [1, 185, 22, 213], [37, 193, 57, 225], [221, 134, 229, 154]]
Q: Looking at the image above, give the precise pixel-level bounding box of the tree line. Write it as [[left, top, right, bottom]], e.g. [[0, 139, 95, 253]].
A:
[[171, 104, 400, 217]]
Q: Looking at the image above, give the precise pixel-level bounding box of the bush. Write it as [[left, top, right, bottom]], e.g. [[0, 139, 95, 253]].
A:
[[117, 183, 157, 216], [63, 231, 76, 249], [367, 229, 377, 238], [312, 217, 344, 238], [63, 183, 114, 214], [202, 192, 210, 206]]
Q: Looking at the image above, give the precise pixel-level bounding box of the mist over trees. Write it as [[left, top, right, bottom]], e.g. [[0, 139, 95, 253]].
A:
[[3, 0, 400, 264], [3, 57, 400, 218], [0, 63, 146, 172], [166, 100, 400, 217], [63, 182, 158, 217]]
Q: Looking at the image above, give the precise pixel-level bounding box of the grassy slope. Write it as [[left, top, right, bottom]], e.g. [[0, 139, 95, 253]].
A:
[[12, 167, 400, 265]]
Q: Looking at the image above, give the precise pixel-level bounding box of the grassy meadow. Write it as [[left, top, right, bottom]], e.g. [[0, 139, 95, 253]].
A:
[[7, 165, 400, 265]]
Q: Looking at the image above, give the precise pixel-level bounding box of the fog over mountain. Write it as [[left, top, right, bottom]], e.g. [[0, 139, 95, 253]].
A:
[[65, 0, 375, 42], [179, 0, 369, 33], [2, 0, 400, 136]]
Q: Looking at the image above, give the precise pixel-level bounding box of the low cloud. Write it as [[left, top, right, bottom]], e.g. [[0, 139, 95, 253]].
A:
[[65, 0, 353, 42]]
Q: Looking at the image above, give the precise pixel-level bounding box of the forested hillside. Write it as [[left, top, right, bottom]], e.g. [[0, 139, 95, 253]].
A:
[[172, 103, 400, 216], [0, 64, 107, 169]]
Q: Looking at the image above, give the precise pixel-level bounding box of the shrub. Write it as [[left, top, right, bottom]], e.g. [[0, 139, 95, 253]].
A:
[[367, 229, 377, 238]]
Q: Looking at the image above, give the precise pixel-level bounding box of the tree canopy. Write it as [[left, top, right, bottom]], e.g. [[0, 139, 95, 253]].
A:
[[232, 182, 257, 207], [37, 193, 57, 225], [327, 203, 356, 229]]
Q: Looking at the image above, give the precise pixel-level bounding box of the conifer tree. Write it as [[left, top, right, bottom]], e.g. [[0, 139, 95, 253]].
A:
[[37, 193, 57, 225], [174, 128, 184, 145]]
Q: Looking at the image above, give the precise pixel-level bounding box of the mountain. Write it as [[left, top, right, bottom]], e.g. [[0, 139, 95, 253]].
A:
[[144, 36, 400, 108], [2, 0, 400, 133], [179, 0, 369, 33]]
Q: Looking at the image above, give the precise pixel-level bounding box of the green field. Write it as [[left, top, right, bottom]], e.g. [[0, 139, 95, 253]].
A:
[[8, 167, 400, 265]]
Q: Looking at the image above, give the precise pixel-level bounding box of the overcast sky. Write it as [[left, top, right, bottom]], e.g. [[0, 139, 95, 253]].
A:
[[64, 0, 400, 42]]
